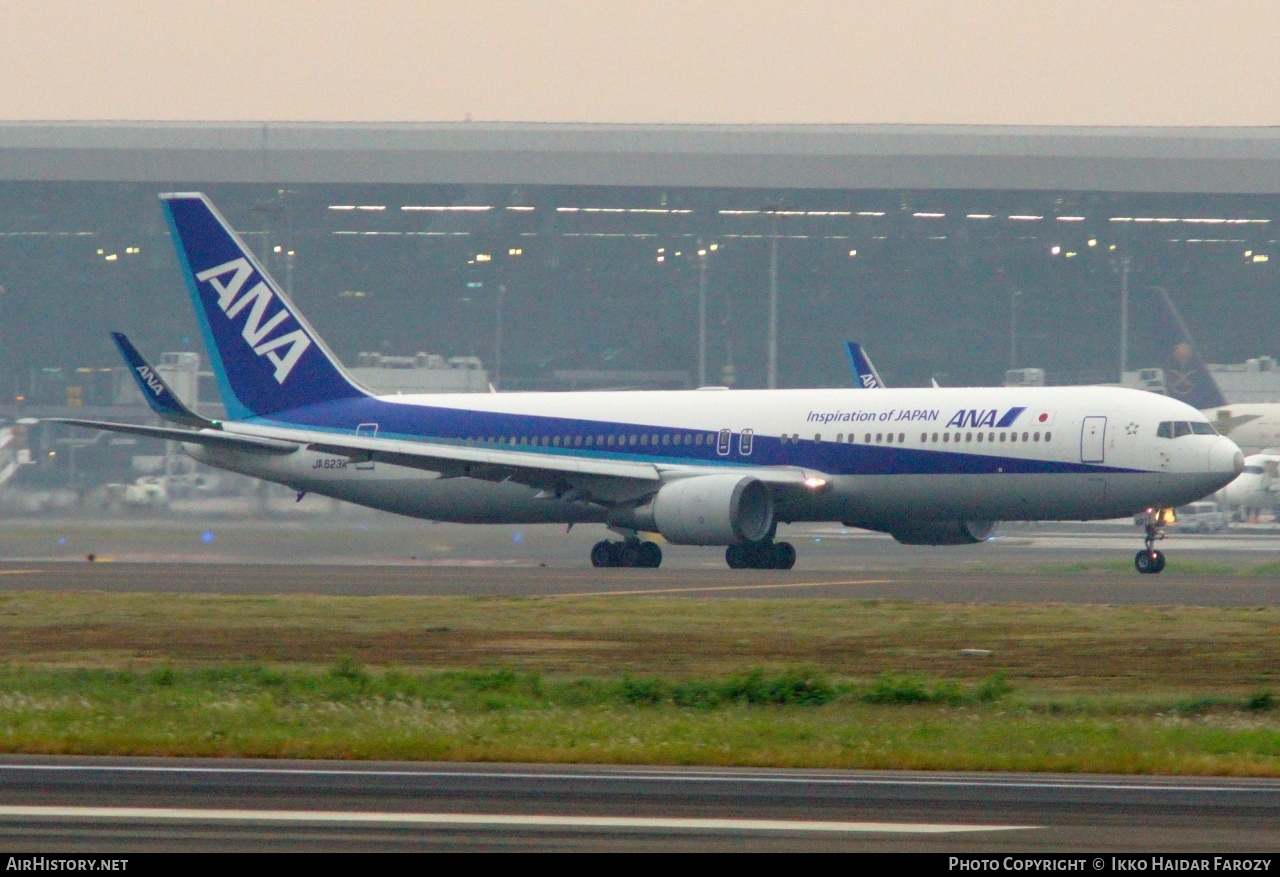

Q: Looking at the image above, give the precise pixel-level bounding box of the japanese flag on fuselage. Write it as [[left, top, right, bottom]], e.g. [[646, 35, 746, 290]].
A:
[[1030, 410, 1055, 427]]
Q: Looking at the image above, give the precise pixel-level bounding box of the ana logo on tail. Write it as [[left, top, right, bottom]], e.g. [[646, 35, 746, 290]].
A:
[[195, 258, 313, 384], [135, 365, 164, 396]]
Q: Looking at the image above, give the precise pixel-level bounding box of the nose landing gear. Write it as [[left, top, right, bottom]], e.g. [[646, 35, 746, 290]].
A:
[[1135, 508, 1171, 574]]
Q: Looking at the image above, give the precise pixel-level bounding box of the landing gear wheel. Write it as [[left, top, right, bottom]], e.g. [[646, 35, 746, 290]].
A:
[[591, 540, 614, 568], [726, 541, 797, 569], [615, 541, 639, 568], [725, 543, 749, 569], [772, 541, 797, 570], [1135, 549, 1166, 574], [636, 541, 663, 568]]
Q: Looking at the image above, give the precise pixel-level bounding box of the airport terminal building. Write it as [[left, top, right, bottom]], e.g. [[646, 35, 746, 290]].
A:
[[4, 122, 1280, 485]]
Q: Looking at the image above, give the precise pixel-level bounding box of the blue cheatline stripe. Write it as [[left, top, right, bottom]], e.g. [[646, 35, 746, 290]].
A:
[[248, 399, 1146, 478]]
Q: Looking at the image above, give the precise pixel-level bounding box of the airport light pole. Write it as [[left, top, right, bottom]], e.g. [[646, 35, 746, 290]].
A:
[[697, 241, 708, 387], [767, 210, 779, 389], [493, 283, 505, 390], [1119, 255, 1131, 382], [1009, 288, 1021, 370]]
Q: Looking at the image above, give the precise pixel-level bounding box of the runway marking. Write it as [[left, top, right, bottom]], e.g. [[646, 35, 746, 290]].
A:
[[0, 764, 1274, 794], [546, 578, 894, 598], [0, 805, 1032, 834], [0, 570, 39, 576]]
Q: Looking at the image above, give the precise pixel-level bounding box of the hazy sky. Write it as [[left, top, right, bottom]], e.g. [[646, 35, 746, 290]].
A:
[[0, 0, 1277, 126]]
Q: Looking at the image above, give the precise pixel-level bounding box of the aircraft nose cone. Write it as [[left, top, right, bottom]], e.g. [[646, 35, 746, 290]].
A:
[[1209, 437, 1245, 478]]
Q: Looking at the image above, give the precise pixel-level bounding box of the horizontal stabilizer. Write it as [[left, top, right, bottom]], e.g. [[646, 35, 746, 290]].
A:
[[48, 419, 300, 454]]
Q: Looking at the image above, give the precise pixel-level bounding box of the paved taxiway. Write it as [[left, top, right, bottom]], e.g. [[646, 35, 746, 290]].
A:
[[0, 757, 1275, 852], [3, 560, 1280, 606]]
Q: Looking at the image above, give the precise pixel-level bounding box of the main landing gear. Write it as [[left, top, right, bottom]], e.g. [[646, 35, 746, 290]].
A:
[[591, 539, 662, 568], [725, 540, 797, 570], [1135, 508, 1170, 574]]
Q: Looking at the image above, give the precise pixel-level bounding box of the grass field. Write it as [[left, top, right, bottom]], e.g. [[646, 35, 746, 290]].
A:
[[0, 591, 1276, 773]]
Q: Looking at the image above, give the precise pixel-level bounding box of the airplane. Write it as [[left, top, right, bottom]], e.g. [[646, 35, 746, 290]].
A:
[[48, 193, 1243, 574], [1146, 286, 1280, 453], [1217, 452, 1280, 520]]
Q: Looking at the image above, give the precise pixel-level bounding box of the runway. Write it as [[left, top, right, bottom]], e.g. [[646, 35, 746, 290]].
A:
[[2, 560, 1280, 606], [0, 757, 1275, 852]]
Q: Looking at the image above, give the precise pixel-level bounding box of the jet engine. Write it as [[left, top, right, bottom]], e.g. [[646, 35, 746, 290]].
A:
[[641, 474, 775, 545], [884, 520, 996, 545]]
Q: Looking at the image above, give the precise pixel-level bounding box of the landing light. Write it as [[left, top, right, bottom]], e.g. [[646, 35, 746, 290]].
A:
[[803, 477, 827, 489]]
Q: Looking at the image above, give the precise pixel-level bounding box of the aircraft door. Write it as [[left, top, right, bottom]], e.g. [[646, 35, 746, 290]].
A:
[[355, 422, 378, 470], [1080, 416, 1106, 464]]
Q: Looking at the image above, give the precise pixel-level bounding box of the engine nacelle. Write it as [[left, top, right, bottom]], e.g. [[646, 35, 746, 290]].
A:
[[647, 474, 774, 545], [885, 520, 996, 545]]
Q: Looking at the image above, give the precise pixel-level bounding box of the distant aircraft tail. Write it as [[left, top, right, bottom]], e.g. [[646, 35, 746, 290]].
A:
[[111, 332, 212, 429], [844, 341, 886, 388], [1149, 287, 1228, 410], [160, 193, 368, 420]]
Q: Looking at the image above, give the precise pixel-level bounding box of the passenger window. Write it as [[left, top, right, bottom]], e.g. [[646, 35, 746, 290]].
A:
[[876, 433, 883, 443], [814, 433, 821, 442], [966, 432, 973, 442], [898, 433, 905, 442], [640, 434, 648, 445], [932, 432, 938, 442], [662, 434, 670, 445], [717, 429, 732, 456], [999, 432, 1006, 442], [837, 433, 844, 443], [977, 432, 984, 443], [886, 433, 893, 444], [1045, 432, 1051, 441], [864, 433, 871, 443], [695, 434, 704, 445], [740, 429, 754, 456], [942, 433, 949, 443], [1034, 432, 1040, 441], [1022, 432, 1029, 442], [920, 433, 927, 442]]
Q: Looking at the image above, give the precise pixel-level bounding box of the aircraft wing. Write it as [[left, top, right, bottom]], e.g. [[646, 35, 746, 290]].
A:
[[51, 418, 826, 506], [235, 423, 825, 504]]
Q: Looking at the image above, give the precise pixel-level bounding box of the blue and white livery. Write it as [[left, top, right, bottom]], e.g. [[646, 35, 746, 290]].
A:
[[52, 194, 1243, 573]]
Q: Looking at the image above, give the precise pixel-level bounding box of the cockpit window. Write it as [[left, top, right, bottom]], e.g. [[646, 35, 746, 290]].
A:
[[1157, 420, 1218, 439]]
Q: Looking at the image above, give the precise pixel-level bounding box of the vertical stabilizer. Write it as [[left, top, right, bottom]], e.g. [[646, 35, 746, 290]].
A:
[[845, 341, 887, 388], [1150, 287, 1228, 410], [160, 193, 367, 419]]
